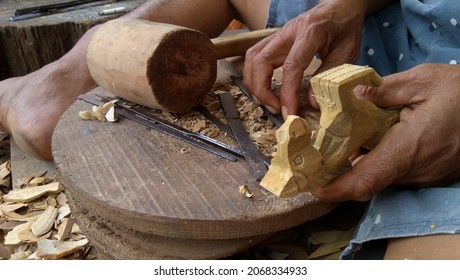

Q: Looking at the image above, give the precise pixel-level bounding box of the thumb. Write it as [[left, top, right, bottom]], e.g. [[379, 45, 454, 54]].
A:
[[353, 73, 422, 108], [311, 123, 412, 202]]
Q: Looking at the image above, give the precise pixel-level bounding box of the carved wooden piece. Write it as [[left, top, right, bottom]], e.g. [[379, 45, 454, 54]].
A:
[[87, 19, 276, 113], [261, 64, 400, 197]]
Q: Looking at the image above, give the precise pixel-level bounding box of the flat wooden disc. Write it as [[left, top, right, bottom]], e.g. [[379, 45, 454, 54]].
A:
[[52, 60, 334, 241]]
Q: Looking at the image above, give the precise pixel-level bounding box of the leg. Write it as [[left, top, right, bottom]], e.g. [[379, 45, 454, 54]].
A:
[[385, 234, 460, 260], [0, 0, 270, 161], [229, 0, 271, 30]]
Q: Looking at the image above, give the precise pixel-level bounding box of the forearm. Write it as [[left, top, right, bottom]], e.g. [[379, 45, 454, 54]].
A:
[[121, 0, 234, 38]]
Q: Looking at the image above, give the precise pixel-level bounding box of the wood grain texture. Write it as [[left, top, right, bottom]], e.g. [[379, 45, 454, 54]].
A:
[[0, 0, 145, 77], [87, 19, 217, 113], [53, 55, 335, 242], [261, 64, 400, 197], [65, 188, 272, 259], [53, 89, 334, 240]]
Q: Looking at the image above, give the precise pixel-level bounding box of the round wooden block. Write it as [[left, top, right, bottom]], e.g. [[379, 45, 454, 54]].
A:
[[87, 19, 217, 113], [52, 89, 335, 259]]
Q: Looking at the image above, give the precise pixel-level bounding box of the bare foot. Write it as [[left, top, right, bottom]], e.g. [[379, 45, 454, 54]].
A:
[[0, 60, 96, 161]]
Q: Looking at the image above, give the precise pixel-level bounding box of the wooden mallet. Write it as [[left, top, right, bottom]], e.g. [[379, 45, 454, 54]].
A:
[[87, 18, 277, 113]]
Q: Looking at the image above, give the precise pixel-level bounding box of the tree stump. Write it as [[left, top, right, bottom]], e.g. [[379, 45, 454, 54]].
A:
[[0, 0, 145, 79]]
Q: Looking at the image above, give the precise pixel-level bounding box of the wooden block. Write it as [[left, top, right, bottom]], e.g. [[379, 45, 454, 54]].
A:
[[56, 218, 76, 241], [4, 221, 31, 245], [31, 205, 58, 236], [261, 64, 400, 197], [36, 239, 89, 260], [3, 182, 64, 203]]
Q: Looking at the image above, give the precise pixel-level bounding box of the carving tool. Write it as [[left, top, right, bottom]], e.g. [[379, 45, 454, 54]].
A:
[[10, 0, 116, 21], [195, 105, 235, 140], [231, 76, 284, 127], [219, 93, 269, 181], [79, 94, 239, 162]]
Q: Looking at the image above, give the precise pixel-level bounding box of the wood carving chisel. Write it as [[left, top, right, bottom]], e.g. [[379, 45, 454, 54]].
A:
[[78, 95, 238, 162], [95, 94, 244, 159], [231, 76, 284, 127], [196, 105, 235, 140], [11, 0, 116, 21], [219, 93, 269, 181]]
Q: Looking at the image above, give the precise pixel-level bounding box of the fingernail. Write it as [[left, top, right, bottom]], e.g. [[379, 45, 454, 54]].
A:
[[281, 106, 288, 120], [353, 85, 367, 98], [265, 105, 278, 114]]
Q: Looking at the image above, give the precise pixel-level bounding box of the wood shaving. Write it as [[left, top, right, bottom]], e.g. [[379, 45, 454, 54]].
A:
[[79, 99, 118, 122], [0, 161, 91, 260], [239, 185, 253, 198]]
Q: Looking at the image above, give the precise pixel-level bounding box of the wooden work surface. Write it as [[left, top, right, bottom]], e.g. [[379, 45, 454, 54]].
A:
[[51, 60, 334, 241]]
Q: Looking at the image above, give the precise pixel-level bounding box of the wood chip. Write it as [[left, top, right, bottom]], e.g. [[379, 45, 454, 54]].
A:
[[239, 185, 253, 198], [57, 204, 71, 221], [98, 99, 118, 115], [0, 161, 11, 180], [45, 196, 57, 207], [56, 192, 67, 206], [192, 119, 206, 132], [29, 199, 48, 212], [79, 99, 118, 122], [15, 170, 47, 189], [18, 227, 52, 243], [4, 182, 64, 203], [307, 240, 350, 259], [36, 238, 89, 260], [0, 203, 27, 213], [0, 176, 10, 188], [4, 221, 32, 245], [28, 176, 49, 186], [308, 228, 354, 245], [71, 223, 82, 234], [2, 210, 43, 222], [105, 106, 118, 122], [79, 110, 104, 121], [56, 218, 75, 241], [31, 206, 58, 236]]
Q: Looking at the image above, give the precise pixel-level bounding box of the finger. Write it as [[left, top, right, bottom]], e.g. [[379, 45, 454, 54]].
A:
[[353, 73, 426, 108], [311, 122, 414, 202], [243, 32, 293, 113], [306, 86, 319, 110], [280, 35, 320, 118], [243, 37, 278, 111]]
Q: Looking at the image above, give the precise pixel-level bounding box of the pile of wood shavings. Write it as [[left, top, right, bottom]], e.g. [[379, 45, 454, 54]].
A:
[[0, 160, 92, 260], [156, 81, 278, 159]]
